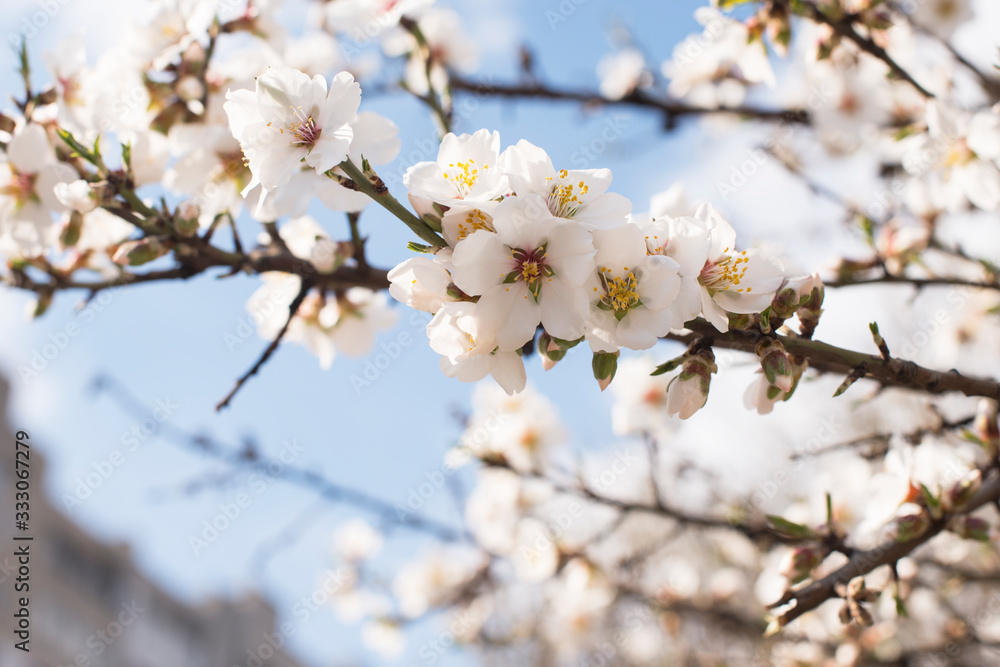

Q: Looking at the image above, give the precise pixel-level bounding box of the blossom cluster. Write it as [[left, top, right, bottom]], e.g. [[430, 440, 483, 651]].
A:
[[388, 129, 802, 402]]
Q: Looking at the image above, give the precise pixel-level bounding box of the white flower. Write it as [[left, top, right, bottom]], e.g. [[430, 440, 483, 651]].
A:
[[247, 275, 397, 369], [393, 546, 485, 618], [637, 214, 711, 329], [902, 101, 1000, 212], [332, 519, 383, 561], [383, 8, 479, 96], [461, 383, 565, 471], [127, 130, 170, 187], [54, 180, 98, 213], [404, 129, 507, 209], [164, 124, 249, 228], [512, 517, 559, 583], [323, 0, 432, 39], [426, 301, 526, 395], [662, 7, 775, 108], [0, 124, 74, 258], [278, 215, 344, 273], [361, 620, 405, 658], [692, 204, 784, 332], [450, 195, 596, 350], [912, 0, 973, 40], [586, 224, 682, 352], [609, 356, 672, 437], [597, 48, 646, 100], [499, 139, 632, 227], [387, 256, 454, 313], [224, 66, 361, 199]]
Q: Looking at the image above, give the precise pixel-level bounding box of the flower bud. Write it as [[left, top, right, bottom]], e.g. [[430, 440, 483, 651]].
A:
[[666, 349, 717, 420], [173, 201, 201, 237], [943, 470, 982, 513], [60, 211, 85, 249], [892, 510, 931, 543], [112, 237, 172, 266], [780, 546, 824, 584], [756, 339, 793, 392], [948, 515, 991, 542], [796, 274, 824, 338], [592, 350, 619, 391], [974, 399, 1000, 459]]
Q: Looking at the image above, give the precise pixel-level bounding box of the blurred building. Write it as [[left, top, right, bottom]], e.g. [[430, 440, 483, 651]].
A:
[[0, 376, 308, 667]]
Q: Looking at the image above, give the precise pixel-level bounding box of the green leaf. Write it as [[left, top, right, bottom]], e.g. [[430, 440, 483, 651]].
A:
[[766, 515, 819, 540]]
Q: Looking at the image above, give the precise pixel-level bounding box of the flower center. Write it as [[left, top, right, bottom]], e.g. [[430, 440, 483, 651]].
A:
[[546, 169, 589, 218], [504, 245, 553, 300], [699, 249, 752, 294], [596, 266, 640, 319], [286, 105, 321, 147], [0, 169, 38, 208], [944, 138, 974, 168], [442, 158, 488, 198], [455, 209, 494, 240]]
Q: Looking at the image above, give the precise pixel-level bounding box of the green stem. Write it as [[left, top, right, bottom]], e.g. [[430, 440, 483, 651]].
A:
[[335, 158, 446, 249]]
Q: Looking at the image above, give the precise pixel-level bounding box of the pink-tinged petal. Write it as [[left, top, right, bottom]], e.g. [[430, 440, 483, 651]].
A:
[[539, 278, 588, 341], [700, 288, 730, 332], [489, 352, 526, 395], [451, 230, 512, 296], [8, 124, 54, 174], [478, 283, 540, 351]]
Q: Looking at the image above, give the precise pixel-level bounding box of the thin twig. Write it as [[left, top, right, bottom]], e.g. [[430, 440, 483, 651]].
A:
[[215, 278, 313, 411]]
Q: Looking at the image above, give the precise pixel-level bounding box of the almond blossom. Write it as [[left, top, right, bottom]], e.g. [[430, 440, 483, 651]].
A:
[[499, 139, 632, 227], [902, 101, 1000, 213], [585, 224, 682, 352], [224, 66, 362, 200], [0, 124, 74, 258], [691, 204, 784, 332], [450, 195, 596, 351]]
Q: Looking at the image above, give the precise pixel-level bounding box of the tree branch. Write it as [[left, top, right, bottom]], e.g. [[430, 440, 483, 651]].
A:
[[668, 320, 1000, 401], [449, 75, 810, 127], [770, 470, 1000, 628]]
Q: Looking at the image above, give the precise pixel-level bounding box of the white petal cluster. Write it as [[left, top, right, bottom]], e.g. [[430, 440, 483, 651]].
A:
[[390, 131, 786, 395]]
